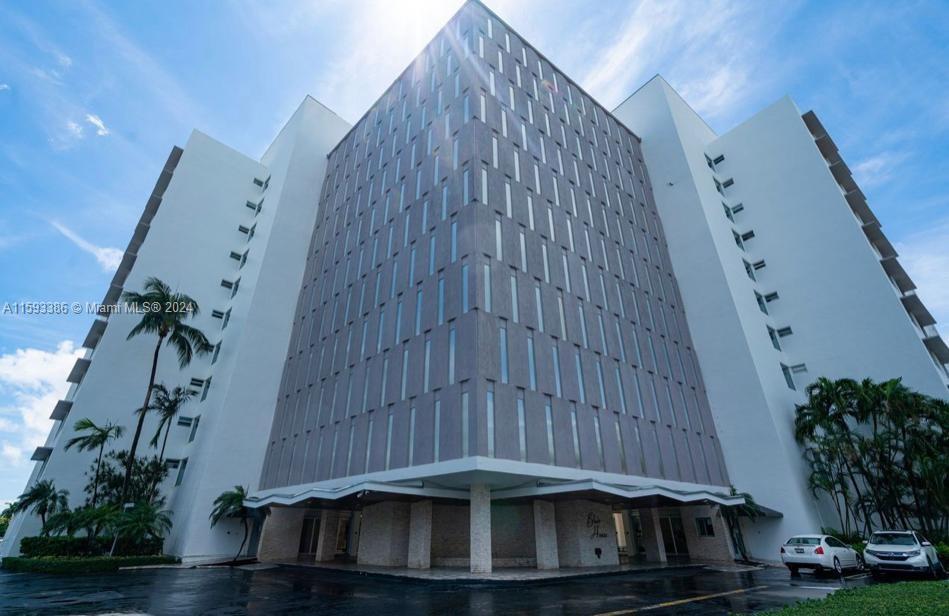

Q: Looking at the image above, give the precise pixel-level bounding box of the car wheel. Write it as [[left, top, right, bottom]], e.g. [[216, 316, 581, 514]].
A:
[[833, 557, 842, 576], [855, 554, 865, 571], [787, 565, 799, 576]]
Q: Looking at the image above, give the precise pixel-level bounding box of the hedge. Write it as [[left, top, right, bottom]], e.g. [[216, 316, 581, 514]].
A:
[[756, 581, 949, 615], [19, 536, 162, 558], [1, 555, 178, 574]]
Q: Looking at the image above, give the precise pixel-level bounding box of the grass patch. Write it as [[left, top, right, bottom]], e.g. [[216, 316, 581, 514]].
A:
[[1, 555, 178, 574], [756, 581, 948, 615]]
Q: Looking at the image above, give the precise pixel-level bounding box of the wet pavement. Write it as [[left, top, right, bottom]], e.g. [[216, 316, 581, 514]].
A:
[[0, 563, 872, 615]]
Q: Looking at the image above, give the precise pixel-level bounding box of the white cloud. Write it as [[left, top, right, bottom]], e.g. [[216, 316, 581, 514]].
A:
[[65, 119, 83, 138], [576, 0, 788, 121], [49, 220, 123, 271], [85, 113, 110, 136], [895, 218, 949, 328], [852, 151, 909, 189], [308, 0, 463, 124], [0, 341, 83, 469], [0, 83, 9, 91]]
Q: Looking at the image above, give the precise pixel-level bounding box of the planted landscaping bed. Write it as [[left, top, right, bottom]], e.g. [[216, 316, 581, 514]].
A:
[[1, 555, 178, 574], [757, 581, 949, 615]]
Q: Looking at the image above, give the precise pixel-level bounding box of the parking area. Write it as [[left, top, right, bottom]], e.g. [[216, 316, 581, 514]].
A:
[[0, 562, 877, 615]]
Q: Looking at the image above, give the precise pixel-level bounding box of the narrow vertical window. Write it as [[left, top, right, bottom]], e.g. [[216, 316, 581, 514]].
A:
[[448, 323, 456, 385], [486, 382, 496, 457], [400, 348, 409, 400], [504, 181, 512, 217], [510, 272, 519, 323], [593, 413, 605, 470], [461, 383, 470, 457], [429, 235, 436, 275], [463, 168, 470, 204], [437, 275, 446, 325], [495, 217, 503, 261], [615, 420, 628, 474], [499, 322, 509, 383], [519, 230, 527, 272], [517, 390, 527, 462], [527, 333, 537, 391], [408, 405, 416, 466], [481, 167, 489, 205], [596, 360, 607, 408], [552, 344, 563, 397], [385, 410, 394, 470], [544, 396, 555, 464], [462, 262, 470, 312], [578, 304, 589, 348], [484, 263, 492, 312], [424, 334, 432, 392], [616, 365, 628, 414], [570, 403, 581, 467], [365, 417, 374, 472], [534, 284, 544, 332], [380, 354, 389, 408], [433, 393, 441, 462], [415, 289, 423, 335], [575, 348, 586, 404], [450, 219, 458, 262]]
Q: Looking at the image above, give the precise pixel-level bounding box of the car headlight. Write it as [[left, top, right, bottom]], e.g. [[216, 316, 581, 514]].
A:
[[906, 550, 921, 557]]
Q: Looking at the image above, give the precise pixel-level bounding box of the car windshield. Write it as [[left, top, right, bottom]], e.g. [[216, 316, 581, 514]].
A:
[[869, 533, 916, 546], [787, 537, 821, 545]]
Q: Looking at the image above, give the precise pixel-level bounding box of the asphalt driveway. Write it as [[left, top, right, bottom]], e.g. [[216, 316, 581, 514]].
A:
[[0, 562, 873, 615]]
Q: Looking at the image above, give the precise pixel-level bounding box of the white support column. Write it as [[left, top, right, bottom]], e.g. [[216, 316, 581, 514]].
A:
[[638, 507, 667, 563], [470, 484, 492, 573], [407, 500, 433, 569], [314, 509, 339, 562], [533, 499, 559, 570]]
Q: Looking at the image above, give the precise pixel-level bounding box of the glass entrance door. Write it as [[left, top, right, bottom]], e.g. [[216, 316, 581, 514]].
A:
[[659, 516, 690, 556], [298, 515, 321, 557]]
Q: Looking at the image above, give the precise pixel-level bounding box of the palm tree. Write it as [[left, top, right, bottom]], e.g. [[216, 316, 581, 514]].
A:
[[11, 480, 69, 533], [148, 384, 197, 463], [120, 277, 212, 504], [113, 501, 172, 550], [64, 418, 125, 507], [210, 486, 251, 561]]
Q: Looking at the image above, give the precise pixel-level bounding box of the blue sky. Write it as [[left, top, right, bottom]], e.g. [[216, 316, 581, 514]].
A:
[[1, 0, 947, 504]]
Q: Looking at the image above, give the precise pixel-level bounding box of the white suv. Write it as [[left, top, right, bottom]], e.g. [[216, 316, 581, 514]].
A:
[[780, 534, 862, 576], [864, 530, 945, 579]]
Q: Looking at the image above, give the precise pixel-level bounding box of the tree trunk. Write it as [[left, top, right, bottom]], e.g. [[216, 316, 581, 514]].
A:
[[159, 420, 172, 463], [92, 445, 104, 508], [121, 335, 164, 505], [149, 420, 173, 503], [236, 518, 249, 562]]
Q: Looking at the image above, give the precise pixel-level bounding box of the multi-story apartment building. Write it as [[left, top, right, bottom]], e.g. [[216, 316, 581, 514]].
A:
[[614, 78, 949, 557], [3, 0, 944, 571]]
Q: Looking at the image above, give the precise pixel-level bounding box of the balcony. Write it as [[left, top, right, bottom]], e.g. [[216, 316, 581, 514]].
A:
[[922, 330, 949, 365], [49, 399, 73, 421], [82, 319, 108, 350], [66, 357, 91, 384], [31, 446, 53, 462], [864, 223, 897, 260], [901, 293, 936, 329]]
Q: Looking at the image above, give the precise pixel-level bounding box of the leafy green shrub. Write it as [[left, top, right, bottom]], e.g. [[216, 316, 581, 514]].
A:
[[0, 555, 177, 574], [755, 581, 949, 614], [937, 543, 949, 567], [19, 535, 162, 558]]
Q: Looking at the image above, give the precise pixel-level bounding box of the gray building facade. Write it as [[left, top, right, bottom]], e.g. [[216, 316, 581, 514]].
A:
[[252, 1, 739, 572]]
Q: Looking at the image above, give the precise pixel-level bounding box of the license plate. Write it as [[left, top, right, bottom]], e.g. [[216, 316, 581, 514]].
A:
[[794, 548, 804, 553]]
